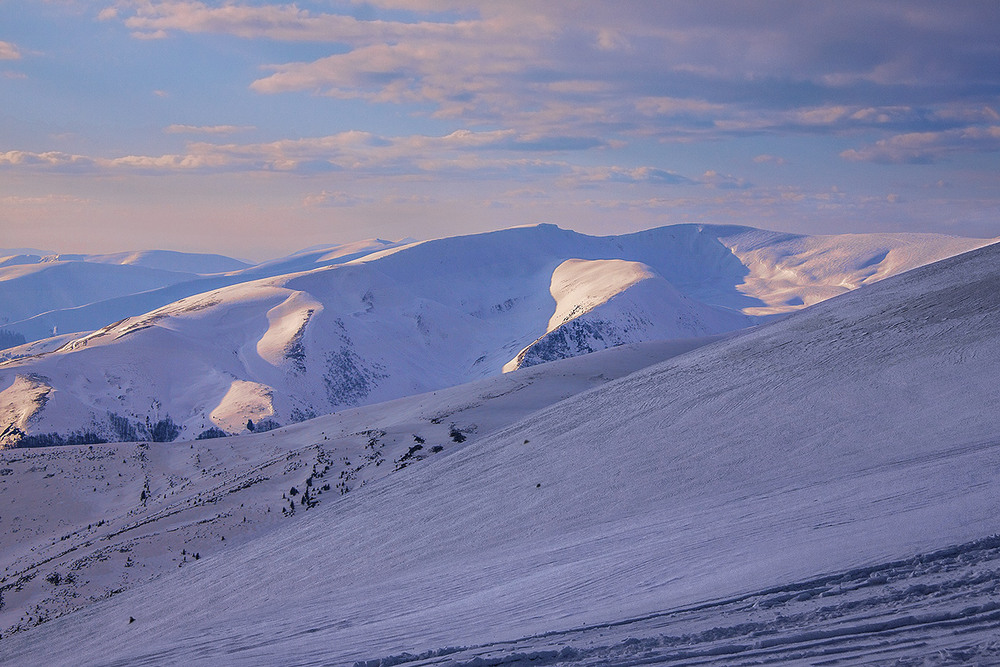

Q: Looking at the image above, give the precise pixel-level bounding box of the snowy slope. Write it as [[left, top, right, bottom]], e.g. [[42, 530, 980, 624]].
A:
[[0, 224, 989, 446], [0, 240, 403, 344], [0, 249, 249, 274], [0, 338, 715, 645], [1, 240, 999, 665], [506, 258, 747, 370], [0, 261, 199, 330]]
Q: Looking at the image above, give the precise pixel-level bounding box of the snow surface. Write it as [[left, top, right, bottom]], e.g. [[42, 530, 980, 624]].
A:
[[2, 240, 999, 664], [0, 338, 716, 649], [0, 224, 988, 446]]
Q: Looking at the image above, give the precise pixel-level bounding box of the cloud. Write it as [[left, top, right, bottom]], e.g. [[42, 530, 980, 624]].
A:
[[108, 1, 470, 42], [700, 170, 751, 190], [101, 2, 1000, 149], [302, 191, 374, 208], [0, 150, 96, 172], [0, 41, 20, 60], [561, 165, 695, 187], [841, 126, 1000, 164], [0, 130, 638, 179], [0, 194, 90, 206], [753, 154, 786, 165], [165, 124, 256, 135]]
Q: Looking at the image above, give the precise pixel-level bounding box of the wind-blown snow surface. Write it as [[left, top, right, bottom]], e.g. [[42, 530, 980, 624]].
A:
[[0, 224, 989, 446], [3, 241, 1000, 665]]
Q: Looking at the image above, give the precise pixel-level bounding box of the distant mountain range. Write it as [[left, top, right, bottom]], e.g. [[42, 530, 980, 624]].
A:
[[0, 224, 991, 447]]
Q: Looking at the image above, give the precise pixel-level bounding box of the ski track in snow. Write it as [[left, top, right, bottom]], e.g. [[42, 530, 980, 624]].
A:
[[357, 535, 1000, 667]]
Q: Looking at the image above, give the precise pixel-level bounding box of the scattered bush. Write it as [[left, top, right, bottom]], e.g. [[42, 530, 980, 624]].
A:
[[0, 329, 26, 351], [253, 418, 281, 433], [195, 427, 229, 440], [109, 413, 139, 442], [149, 417, 180, 442]]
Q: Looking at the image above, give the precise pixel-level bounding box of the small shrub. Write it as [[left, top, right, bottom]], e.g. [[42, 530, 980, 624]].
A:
[[253, 418, 281, 433], [195, 427, 228, 440], [0, 328, 26, 351]]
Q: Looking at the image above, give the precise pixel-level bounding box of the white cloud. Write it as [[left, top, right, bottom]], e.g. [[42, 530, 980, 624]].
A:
[[302, 191, 374, 208], [0, 129, 702, 193], [165, 124, 255, 135], [0, 150, 95, 170], [841, 126, 1000, 164], [100, 2, 1000, 148], [700, 170, 750, 190], [0, 193, 90, 206], [0, 41, 21, 60]]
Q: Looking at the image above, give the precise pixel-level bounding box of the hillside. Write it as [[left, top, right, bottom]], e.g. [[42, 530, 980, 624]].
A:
[[0, 338, 717, 646], [1, 240, 998, 664], [0, 224, 989, 447]]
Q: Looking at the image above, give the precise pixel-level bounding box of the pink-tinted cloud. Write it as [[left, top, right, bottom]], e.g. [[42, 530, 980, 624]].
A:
[[0, 193, 90, 206], [0, 40, 21, 60], [841, 126, 1000, 164], [753, 154, 787, 165], [0, 150, 95, 170], [302, 191, 375, 208], [0, 130, 659, 179], [102, 2, 1000, 148], [107, 1, 471, 42], [700, 170, 751, 190], [164, 124, 256, 135]]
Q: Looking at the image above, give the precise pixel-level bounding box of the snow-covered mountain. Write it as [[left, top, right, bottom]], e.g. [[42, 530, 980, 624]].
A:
[[0, 248, 251, 274], [0, 240, 403, 345], [0, 236, 998, 665], [0, 248, 251, 342], [0, 260, 200, 332], [0, 224, 990, 447]]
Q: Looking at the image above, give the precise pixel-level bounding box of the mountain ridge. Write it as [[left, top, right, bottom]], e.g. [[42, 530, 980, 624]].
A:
[[0, 224, 991, 447]]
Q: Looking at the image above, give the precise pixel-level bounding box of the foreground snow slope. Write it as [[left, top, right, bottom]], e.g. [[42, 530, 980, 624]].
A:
[[0, 224, 988, 446], [4, 241, 999, 665], [0, 338, 714, 644]]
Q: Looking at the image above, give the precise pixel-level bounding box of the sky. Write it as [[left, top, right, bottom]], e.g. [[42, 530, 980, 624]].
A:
[[1, 1, 999, 260]]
